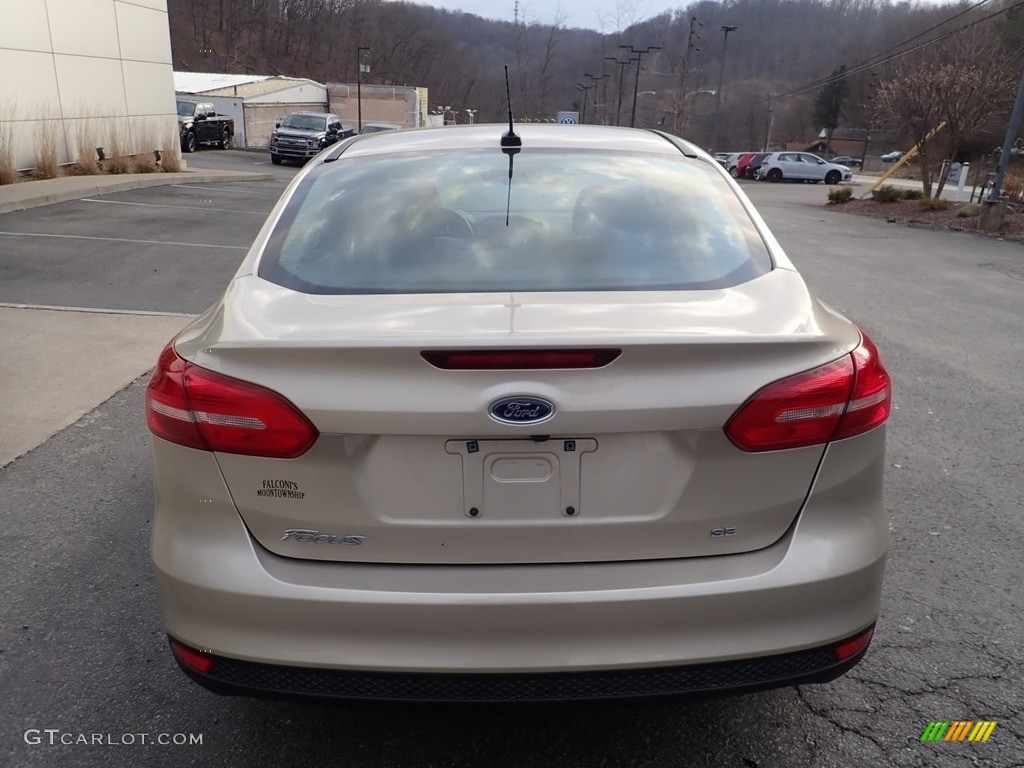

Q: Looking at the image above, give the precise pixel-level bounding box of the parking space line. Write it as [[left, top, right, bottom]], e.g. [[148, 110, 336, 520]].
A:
[[0, 231, 247, 249], [82, 199, 266, 215], [0, 302, 197, 317], [170, 183, 286, 196]]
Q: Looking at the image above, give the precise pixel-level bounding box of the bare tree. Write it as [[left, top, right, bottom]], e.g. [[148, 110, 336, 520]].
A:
[[874, 27, 1017, 197]]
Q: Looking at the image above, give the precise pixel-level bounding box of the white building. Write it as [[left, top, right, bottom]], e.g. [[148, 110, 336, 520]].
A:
[[174, 73, 328, 149], [0, 0, 178, 171]]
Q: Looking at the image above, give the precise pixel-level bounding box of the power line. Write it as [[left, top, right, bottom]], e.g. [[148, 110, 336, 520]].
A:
[[698, 0, 1024, 116]]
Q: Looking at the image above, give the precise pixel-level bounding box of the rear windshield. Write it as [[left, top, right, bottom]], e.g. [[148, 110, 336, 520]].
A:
[[258, 148, 772, 294]]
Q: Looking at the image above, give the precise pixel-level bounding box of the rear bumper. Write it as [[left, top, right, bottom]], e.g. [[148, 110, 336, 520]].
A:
[[151, 429, 889, 698], [171, 628, 873, 702]]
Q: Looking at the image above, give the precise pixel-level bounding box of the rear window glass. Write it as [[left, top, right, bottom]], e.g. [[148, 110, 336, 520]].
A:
[[258, 148, 772, 294]]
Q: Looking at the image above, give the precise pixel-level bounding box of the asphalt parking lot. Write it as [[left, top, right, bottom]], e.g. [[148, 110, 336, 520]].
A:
[[2, 153, 1023, 767]]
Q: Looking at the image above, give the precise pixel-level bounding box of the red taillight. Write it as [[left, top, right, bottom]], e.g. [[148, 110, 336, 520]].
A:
[[834, 334, 891, 440], [833, 626, 874, 662], [145, 343, 318, 458], [421, 349, 621, 370], [725, 332, 891, 452], [170, 639, 214, 674]]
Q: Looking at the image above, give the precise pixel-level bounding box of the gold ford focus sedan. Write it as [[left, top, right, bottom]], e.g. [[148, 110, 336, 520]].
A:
[[146, 123, 891, 702]]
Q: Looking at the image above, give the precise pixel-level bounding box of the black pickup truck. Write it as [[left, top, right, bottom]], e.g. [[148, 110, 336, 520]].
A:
[[177, 100, 235, 153], [268, 112, 353, 165]]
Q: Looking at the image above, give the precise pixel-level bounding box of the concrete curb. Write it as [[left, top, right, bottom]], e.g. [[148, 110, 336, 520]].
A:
[[0, 170, 276, 215]]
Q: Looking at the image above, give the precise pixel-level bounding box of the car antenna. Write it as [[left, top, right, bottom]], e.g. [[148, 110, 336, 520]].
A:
[[501, 65, 520, 226]]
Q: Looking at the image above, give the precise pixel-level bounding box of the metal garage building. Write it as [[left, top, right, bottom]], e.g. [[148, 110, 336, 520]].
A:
[[173, 72, 328, 149]]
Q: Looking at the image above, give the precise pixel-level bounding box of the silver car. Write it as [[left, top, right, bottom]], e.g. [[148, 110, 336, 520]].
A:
[[756, 151, 854, 184], [146, 124, 890, 702]]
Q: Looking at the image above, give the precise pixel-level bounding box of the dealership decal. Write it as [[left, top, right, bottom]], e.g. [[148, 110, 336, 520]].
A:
[[257, 480, 305, 499]]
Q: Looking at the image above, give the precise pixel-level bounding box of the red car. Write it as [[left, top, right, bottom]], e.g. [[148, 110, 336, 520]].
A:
[[732, 152, 757, 178]]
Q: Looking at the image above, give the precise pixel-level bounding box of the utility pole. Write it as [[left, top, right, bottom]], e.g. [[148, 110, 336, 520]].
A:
[[709, 25, 737, 152], [584, 72, 609, 123], [605, 56, 629, 126], [356, 46, 370, 132], [676, 16, 702, 135], [988, 65, 1024, 204], [620, 44, 661, 128], [575, 83, 595, 124]]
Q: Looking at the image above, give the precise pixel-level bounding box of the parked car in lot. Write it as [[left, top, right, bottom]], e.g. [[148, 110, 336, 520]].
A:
[[147, 124, 890, 703], [722, 152, 745, 174], [730, 151, 756, 178], [756, 152, 853, 184], [176, 100, 234, 153], [831, 155, 862, 168], [880, 150, 904, 163], [742, 152, 771, 179], [269, 112, 354, 165]]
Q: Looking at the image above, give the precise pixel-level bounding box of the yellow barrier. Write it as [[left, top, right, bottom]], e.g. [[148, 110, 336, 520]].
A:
[[862, 121, 947, 198]]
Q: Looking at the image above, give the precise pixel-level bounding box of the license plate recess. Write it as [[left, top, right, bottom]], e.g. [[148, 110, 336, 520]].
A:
[[445, 439, 598, 519]]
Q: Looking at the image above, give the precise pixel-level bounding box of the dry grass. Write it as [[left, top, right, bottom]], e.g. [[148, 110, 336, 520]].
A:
[[70, 113, 100, 176], [104, 120, 133, 174], [0, 116, 16, 185], [160, 126, 182, 172], [127, 122, 158, 173], [1004, 173, 1024, 203], [33, 118, 61, 180]]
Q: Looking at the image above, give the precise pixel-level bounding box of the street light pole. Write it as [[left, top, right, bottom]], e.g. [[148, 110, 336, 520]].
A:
[[709, 25, 737, 152], [605, 56, 629, 127], [621, 45, 661, 128], [356, 46, 370, 132], [575, 83, 594, 124], [584, 72, 609, 123]]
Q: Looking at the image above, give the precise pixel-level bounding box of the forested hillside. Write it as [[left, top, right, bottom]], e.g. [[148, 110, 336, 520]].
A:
[[168, 0, 1023, 149]]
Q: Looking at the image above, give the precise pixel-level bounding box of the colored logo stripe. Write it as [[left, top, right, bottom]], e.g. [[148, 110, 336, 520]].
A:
[[968, 722, 997, 742], [920, 721, 996, 742], [944, 721, 974, 741]]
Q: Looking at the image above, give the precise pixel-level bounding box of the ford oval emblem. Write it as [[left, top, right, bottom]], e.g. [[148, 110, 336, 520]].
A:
[[489, 396, 555, 425]]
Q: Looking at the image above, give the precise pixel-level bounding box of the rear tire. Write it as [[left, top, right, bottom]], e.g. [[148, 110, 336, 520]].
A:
[[729, 166, 739, 178], [766, 168, 782, 183], [825, 170, 841, 185], [218, 130, 232, 149], [270, 153, 282, 165]]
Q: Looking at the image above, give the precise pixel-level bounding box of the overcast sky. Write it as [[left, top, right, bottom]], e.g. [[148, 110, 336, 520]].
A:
[[412, 0, 666, 31]]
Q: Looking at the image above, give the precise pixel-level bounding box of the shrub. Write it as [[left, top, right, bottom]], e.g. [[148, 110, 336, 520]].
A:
[[871, 185, 902, 203], [919, 197, 950, 211], [1004, 173, 1024, 202], [827, 187, 853, 205], [956, 203, 982, 218], [104, 126, 133, 173], [33, 118, 61, 180], [0, 117, 16, 185], [899, 188, 924, 200], [131, 152, 160, 173], [71, 114, 100, 176], [160, 127, 182, 173]]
